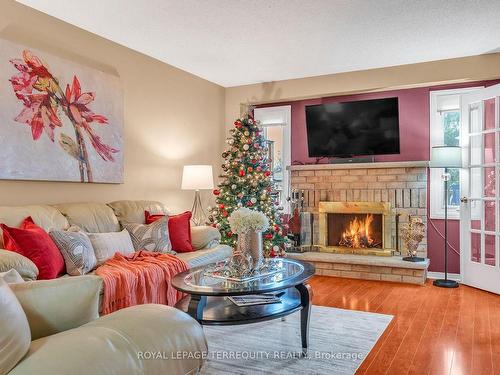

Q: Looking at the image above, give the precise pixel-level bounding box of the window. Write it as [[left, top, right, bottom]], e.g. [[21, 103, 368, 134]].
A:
[[254, 106, 291, 213], [429, 87, 481, 219]]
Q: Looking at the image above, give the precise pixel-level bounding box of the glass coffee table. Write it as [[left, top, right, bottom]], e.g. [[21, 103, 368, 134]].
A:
[[172, 258, 315, 354]]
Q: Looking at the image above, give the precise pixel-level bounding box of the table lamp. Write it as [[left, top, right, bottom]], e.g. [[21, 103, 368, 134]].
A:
[[181, 165, 214, 226], [429, 145, 462, 288]]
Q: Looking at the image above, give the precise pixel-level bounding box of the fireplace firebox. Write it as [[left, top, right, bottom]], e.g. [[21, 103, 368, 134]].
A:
[[327, 213, 383, 249], [319, 202, 392, 256]]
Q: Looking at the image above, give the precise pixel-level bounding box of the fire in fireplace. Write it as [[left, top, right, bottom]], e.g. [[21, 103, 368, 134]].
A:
[[327, 213, 383, 249]]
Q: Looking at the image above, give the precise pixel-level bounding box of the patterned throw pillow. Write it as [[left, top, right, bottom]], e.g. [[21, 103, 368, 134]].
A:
[[87, 229, 135, 265], [122, 217, 174, 253], [50, 230, 97, 276]]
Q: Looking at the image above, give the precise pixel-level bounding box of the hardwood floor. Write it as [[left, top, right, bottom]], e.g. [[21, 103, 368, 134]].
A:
[[309, 276, 500, 375]]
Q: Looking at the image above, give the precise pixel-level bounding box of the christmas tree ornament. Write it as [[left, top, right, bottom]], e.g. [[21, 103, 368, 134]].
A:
[[243, 144, 249, 151]]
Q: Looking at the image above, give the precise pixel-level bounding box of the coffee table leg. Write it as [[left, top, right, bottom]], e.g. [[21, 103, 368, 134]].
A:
[[295, 283, 313, 356], [187, 295, 207, 322]]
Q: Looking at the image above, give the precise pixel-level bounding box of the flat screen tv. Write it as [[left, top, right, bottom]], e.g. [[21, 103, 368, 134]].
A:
[[305, 97, 400, 157]]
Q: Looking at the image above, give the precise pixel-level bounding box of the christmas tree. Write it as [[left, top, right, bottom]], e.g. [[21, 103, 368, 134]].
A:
[[208, 115, 288, 257]]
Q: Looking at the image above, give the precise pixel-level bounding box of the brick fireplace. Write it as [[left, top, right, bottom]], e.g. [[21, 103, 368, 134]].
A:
[[290, 161, 428, 258]]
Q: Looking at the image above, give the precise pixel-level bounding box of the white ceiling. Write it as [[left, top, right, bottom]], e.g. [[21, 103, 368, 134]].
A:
[[16, 0, 500, 87]]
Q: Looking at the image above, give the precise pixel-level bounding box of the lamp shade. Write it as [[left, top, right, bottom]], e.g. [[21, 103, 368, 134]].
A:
[[430, 146, 462, 168], [181, 165, 214, 190]]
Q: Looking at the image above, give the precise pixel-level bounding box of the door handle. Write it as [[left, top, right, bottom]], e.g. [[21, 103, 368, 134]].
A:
[[460, 196, 469, 203]]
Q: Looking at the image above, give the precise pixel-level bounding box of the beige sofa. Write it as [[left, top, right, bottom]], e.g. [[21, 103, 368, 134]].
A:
[[0, 200, 233, 279], [0, 200, 233, 375], [2, 275, 207, 375]]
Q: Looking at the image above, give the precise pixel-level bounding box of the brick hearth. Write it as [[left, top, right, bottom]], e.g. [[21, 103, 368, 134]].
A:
[[289, 161, 430, 284], [290, 161, 429, 259]]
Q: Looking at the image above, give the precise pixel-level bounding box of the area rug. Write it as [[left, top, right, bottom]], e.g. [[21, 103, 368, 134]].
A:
[[201, 305, 393, 375]]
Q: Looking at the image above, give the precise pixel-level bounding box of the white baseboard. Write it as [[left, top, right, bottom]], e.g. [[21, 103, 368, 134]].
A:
[[427, 271, 462, 282]]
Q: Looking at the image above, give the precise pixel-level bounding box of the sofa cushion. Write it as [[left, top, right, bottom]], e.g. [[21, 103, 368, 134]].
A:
[[50, 230, 97, 276], [10, 276, 102, 341], [1, 217, 66, 280], [87, 229, 135, 265], [0, 205, 69, 247], [0, 249, 38, 281], [176, 244, 232, 268], [0, 279, 31, 375], [122, 218, 173, 253], [53, 203, 120, 233], [108, 200, 168, 224], [9, 305, 206, 375]]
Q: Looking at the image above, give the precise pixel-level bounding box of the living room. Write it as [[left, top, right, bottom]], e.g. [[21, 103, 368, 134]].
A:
[[0, 1, 499, 374]]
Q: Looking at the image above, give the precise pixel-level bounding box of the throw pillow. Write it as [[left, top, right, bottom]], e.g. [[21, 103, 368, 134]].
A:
[[1, 217, 65, 280], [145, 210, 193, 253], [122, 217, 174, 253], [50, 230, 97, 276], [0, 269, 24, 284], [87, 229, 135, 265], [0, 279, 31, 375], [0, 249, 38, 281]]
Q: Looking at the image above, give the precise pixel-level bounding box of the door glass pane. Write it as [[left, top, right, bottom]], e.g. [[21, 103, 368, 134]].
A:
[[470, 135, 482, 165], [483, 132, 496, 163], [484, 167, 496, 197], [485, 235, 495, 266], [484, 98, 495, 130], [470, 168, 481, 198], [470, 104, 481, 133], [471, 232, 481, 262], [485, 201, 496, 232], [471, 200, 481, 229]]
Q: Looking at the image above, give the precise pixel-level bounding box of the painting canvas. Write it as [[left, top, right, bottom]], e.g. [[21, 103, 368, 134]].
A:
[[0, 39, 123, 183]]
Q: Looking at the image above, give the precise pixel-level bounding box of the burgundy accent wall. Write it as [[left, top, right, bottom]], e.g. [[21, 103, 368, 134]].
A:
[[290, 88, 430, 164], [258, 79, 500, 274]]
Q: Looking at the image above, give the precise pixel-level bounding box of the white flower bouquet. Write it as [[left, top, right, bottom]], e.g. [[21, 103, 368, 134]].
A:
[[228, 207, 270, 234]]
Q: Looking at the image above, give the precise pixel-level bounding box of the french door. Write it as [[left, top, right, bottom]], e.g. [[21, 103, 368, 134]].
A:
[[460, 84, 500, 294]]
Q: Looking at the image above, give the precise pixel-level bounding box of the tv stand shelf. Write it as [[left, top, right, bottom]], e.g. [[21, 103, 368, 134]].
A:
[[288, 160, 428, 171]]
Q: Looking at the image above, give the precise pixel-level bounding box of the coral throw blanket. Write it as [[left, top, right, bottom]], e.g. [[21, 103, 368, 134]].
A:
[[95, 250, 188, 315]]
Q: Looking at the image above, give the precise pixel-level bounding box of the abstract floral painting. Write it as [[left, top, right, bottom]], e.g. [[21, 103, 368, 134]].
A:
[[0, 39, 123, 183]]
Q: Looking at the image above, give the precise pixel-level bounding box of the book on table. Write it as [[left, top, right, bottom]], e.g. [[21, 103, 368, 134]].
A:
[[228, 294, 282, 307]]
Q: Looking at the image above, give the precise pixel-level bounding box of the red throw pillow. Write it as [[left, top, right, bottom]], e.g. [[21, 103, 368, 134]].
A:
[[1, 216, 66, 280], [145, 211, 193, 253]]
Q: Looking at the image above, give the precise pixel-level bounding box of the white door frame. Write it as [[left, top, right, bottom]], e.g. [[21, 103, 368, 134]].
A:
[[254, 105, 292, 213]]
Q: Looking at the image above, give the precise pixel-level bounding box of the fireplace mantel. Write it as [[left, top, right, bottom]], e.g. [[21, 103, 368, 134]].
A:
[[288, 160, 428, 171]]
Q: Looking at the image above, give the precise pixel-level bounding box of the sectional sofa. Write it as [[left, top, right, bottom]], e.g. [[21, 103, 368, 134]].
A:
[[0, 200, 232, 375]]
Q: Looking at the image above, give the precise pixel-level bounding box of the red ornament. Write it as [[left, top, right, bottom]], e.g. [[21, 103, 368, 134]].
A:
[[269, 249, 277, 258], [218, 204, 225, 210], [213, 189, 220, 196], [227, 231, 233, 237], [264, 171, 271, 177], [253, 143, 259, 148], [256, 166, 262, 172], [234, 120, 242, 128], [222, 210, 229, 217], [247, 139, 252, 144], [264, 233, 273, 240], [247, 167, 253, 173], [238, 170, 245, 177], [274, 224, 280, 232], [246, 201, 253, 207]]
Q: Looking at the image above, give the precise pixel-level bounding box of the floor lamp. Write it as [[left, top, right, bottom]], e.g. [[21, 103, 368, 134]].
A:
[[430, 145, 462, 288], [181, 165, 214, 226]]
